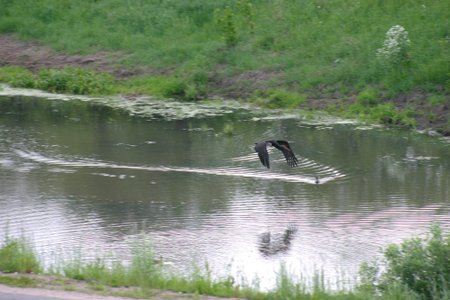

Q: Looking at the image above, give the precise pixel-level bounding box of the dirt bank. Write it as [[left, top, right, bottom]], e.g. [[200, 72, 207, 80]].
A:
[[0, 34, 448, 135], [0, 34, 155, 79]]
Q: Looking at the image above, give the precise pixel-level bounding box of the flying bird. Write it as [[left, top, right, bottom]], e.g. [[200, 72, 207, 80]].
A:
[[254, 140, 298, 168]]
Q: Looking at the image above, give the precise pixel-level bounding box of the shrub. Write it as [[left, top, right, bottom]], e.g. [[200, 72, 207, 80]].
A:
[[382, 224, 450, 299], [360, 224, 450, 300]]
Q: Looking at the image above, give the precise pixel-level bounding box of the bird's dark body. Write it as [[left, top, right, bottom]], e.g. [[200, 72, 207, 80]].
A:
[[254, 140, 298, 168]]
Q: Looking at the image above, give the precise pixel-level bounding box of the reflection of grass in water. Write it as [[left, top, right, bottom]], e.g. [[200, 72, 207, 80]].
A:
[[1, 225, 449, 299], [222, 122, 235, 136]]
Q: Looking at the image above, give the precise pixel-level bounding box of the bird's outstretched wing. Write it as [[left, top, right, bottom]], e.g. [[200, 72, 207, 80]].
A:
[[254, 141, 270, 168], [272, 140, 299, 167]]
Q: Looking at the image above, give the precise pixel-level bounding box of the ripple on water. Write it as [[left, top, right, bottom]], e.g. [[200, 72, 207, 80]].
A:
[[2, 90, 449, 290], [14, 149, 347, 185]]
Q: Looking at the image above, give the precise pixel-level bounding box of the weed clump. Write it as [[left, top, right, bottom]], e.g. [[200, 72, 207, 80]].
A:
[[356, 88, 380, 107], [253, 89, 306, 108], [0, 237, 41, 274], [0, 66, 35, 88], [0, 66, 114, 95], [348, 88, 416, 128], [36, 68, 114, 95]]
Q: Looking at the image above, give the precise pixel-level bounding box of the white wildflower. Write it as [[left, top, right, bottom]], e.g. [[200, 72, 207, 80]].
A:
[[376, 25, 410, 66]]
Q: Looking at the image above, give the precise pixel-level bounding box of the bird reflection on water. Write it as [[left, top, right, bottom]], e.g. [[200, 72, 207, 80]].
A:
[[257, 225, 298, 257]]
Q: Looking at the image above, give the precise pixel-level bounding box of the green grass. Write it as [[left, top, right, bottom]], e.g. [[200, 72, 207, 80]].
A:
[[344, 101, 417, 128], [0, 66, 36, 88], [114, 75, 187, 99], [252, 89, 306, 109], [0, 275, 37, 287], [0, 0, 448, 132], [0, 66, 114, 95], [0, 65, 203, 99], [1, 225, 449, 299], [36, 68, 115, 95], [0, 0, 447, 97], [0, 236, 41, 274]]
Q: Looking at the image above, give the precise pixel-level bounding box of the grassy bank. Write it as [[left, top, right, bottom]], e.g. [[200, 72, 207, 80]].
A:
[[0, 0, 448, 133], [0, 0, 447, 92], [1, 225, 449, 300], [0, 64, 444, 134]]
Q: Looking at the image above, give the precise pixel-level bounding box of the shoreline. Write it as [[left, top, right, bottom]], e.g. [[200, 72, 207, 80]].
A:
[[0, 34, 448, 136], [1, 225, 448, 300]]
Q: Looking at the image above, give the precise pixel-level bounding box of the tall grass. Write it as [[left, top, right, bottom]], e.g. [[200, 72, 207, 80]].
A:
[[0, 236, 40, 274], [0, 0, 447, 98], [0, 66, 114, 95], [0, 65, 198, 99], [1, 225, 449, 299]]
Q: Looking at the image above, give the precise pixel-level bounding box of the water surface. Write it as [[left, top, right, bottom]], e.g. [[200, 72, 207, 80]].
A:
[[0, 92, 449, 289]]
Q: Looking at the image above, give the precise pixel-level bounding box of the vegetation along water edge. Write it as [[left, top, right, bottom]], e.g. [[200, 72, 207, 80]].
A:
[[0, 224, 449, 299], [0, 0, 448, 135]]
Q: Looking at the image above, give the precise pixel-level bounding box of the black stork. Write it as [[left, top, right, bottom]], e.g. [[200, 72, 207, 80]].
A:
[[254, 140, 298, 168]]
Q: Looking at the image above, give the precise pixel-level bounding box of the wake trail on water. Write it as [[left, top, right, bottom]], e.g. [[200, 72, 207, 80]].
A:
[[231, 151, 347, 181], [15, 149, 347, 184]]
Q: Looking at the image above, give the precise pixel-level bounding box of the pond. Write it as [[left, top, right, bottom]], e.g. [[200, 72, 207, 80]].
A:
[[1, 88, 449, 289]]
